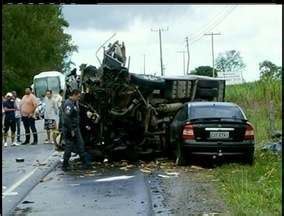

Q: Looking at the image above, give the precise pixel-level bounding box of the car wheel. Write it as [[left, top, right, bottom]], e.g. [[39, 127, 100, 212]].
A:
[[175, 142, 186, 166], [243, 151, 254, 165]]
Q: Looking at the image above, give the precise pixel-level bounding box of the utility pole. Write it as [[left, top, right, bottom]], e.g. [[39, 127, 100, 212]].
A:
[[185, 36, 190, 75], [151, 27, 168, 76], [143, 54, 146, 75], [177, 51, 187, 75], [204, 32, 221, 77]]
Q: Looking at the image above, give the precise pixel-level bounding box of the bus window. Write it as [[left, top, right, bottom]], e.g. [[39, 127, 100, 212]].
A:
[[34, 78, 48, 98], [47, 77, 60, 94]]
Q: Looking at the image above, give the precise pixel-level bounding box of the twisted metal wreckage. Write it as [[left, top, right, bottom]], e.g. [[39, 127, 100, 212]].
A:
[[63, 40, 226, 161]]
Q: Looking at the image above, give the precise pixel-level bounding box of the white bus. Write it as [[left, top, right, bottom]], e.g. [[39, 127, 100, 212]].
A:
[[33, 71, 66, 119], [33, 71, 66, 98]]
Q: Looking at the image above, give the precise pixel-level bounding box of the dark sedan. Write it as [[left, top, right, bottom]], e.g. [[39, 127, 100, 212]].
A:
[[169, 102, 255, 165]]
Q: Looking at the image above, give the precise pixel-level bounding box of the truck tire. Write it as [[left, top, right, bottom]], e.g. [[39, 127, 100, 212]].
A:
[[197, 80, 220, 88], [195, 87, 218, 98], [130, 74, 166, 89]]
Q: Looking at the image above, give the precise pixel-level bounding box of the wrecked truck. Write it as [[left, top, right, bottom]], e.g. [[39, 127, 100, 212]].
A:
[[63, 41, 226, 161]]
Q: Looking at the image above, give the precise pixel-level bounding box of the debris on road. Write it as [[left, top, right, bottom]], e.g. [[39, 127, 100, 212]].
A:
[[16, 158, 24, 162], [158, 174, 171, 178], [39, 177, 53, 183], [190, 165, 204, 170], [70, 184, 80, 187], [22, 201, 35, 204], [261, 141, 282, 153], [140, 168, 152, 174]]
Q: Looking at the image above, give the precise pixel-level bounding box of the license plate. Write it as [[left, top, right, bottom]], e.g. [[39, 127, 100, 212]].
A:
[[210, 131, 229, 139]]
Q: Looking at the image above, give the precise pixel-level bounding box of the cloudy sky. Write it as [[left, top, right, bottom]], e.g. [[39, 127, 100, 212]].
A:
[[62, 4, 282, 82]]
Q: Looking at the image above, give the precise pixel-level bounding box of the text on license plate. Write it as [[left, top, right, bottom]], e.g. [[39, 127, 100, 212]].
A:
[[210, 131, 229, 139]]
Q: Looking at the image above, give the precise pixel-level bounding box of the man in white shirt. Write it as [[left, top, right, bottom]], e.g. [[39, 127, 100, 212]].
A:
[[12, 91, 22, 143], [43, 90, 58, 144]]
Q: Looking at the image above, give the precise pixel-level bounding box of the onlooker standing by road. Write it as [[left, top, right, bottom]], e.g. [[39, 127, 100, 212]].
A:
[[3, 92, 17, 147], [53, 89, 64, 147], [43, 90, 58, 144], [12, 91, 22, 143], [20, 88, 38, 145], [2, 94, 6, 129]]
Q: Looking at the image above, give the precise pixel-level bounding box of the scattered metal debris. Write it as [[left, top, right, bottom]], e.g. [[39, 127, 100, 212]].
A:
[[22, 201, 35, 204], [16, 158, 24, 162]]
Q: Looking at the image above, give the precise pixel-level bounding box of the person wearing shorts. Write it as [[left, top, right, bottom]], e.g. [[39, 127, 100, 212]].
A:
[[43, 90, 58, 144]]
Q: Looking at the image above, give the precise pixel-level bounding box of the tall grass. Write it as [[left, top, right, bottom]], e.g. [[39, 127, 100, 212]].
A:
[[212, 79, 282, 215], [225, 79, 282, 146]]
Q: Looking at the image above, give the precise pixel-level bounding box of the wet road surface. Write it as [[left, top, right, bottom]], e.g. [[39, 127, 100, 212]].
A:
[[11, 159, 228, 216], [13, 165, 152, 216]]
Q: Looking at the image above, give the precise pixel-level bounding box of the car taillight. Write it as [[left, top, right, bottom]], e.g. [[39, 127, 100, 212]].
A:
[[182, 123, 195, 140], [244, 122, 254, 140]]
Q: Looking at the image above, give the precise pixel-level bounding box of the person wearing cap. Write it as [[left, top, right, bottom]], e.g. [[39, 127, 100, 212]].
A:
[[12, 91, 22, 143], [3, 92, 17, 147], [20, 88, 38, 145]]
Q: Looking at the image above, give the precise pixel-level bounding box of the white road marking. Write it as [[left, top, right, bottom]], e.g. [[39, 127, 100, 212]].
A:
[[3, 151, 57, 198], [95, 175, 135, 182], [2, 192, 18, 196]]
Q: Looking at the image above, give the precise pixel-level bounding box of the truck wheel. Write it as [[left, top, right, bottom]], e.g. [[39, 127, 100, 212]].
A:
[[175, 142, 186, 166], [130, 74, 166, 89], [197, 80, 220, 88], [195, 87, 218, 98]]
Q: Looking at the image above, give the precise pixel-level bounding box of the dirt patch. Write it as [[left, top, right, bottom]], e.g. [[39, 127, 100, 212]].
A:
[[145, 160, 229, 215]]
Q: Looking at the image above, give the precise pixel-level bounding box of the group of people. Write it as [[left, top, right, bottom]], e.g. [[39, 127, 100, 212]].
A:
[[2, 87, 91, 171], [2, 88, 64, 147]]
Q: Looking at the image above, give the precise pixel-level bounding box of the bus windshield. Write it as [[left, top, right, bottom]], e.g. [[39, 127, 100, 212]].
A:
[[34, 77, 60, 98]]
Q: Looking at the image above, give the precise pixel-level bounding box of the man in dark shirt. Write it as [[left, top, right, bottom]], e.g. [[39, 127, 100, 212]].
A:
[[3, 92, 17, 147], [61, 89, 91, 171]]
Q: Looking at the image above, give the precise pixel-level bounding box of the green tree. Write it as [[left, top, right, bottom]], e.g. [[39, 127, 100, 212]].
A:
[[215, 50, 246, 78], [190, 66, 217, 77], [3, 5, 78, 94], [259, 60, 282, 80]]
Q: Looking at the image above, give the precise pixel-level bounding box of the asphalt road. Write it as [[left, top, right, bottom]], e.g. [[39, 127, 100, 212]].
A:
[[2, 119, 62, 215], [13, 166, 153, 216], [2, 120, 228, 216]]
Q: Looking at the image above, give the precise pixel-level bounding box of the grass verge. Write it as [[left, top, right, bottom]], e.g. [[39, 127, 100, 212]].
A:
[[212, 79, 282, 215]]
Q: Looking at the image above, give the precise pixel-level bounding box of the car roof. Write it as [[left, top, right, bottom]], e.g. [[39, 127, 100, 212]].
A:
[[186, 101, 238, 108]]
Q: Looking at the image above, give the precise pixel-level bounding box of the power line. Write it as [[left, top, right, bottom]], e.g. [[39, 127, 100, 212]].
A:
[[190, 5, 237, 45], [190, 6, 236, 44], [189, 6, 232, 41]]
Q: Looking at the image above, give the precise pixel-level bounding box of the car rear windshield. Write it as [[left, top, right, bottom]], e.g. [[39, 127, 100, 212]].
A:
[[189, 105, 245, 120]]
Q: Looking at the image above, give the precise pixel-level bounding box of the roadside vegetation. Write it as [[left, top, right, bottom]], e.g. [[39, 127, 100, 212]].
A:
[[213, 79, 282, 215]]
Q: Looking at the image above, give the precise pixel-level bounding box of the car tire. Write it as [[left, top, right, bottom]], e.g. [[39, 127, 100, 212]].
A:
[[175, 142, 186, 166], [130, 74, 166, 89]]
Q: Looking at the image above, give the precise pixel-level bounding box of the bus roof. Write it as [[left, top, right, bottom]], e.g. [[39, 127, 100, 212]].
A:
[[33, 71, 64, 80]]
